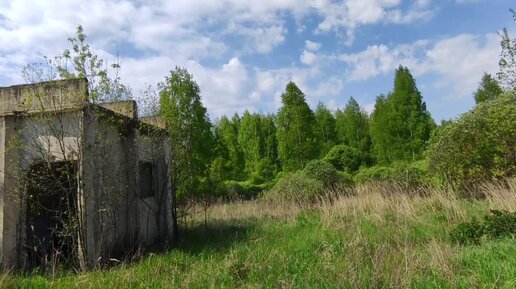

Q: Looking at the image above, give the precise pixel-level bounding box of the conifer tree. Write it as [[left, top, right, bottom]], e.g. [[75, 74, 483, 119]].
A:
[[276, 82, 318, 172], [370, 66, 434, 164]]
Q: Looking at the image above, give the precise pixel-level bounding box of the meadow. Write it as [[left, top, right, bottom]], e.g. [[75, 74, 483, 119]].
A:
[[5, 180, 515, 289]]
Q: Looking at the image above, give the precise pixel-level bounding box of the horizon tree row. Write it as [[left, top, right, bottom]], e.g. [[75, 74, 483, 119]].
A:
[[157, 65, 439, 196]]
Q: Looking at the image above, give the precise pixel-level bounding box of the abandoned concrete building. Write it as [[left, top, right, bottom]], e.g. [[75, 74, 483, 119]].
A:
[[0, 78, 176, 269]]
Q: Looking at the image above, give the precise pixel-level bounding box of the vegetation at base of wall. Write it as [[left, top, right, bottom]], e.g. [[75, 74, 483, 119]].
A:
[[9, 182, 516, 289]]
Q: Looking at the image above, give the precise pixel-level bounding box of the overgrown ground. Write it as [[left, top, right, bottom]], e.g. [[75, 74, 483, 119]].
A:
[[6, 182, 516, 288]]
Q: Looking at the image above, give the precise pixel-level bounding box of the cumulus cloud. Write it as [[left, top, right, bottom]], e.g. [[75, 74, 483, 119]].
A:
[[338, 33, 500, 99], [0, 0, 496, 119], [305, 40, 322, 51]]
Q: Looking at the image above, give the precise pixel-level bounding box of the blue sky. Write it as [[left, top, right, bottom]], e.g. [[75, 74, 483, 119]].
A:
[[0, 0, 514, 121]]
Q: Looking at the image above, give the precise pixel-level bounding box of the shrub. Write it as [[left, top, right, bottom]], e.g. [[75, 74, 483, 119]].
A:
[[450, 218, 484, 245], [301, 160, 341, 187], [483, 209, 516, 239], [263, 160, 353, 204], [354, 165, 394, 183], [428, 91, 516, 189], [224, 180, 271, 200], [353, 160, 429, 186], [262, 171, 325, 204], [323, 145, 362, 173], [450, 210, 516, 245]]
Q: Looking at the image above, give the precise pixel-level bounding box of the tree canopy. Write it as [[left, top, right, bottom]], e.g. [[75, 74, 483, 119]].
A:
[[474, 73, 503, 104], [276, 82, 318, 172], [159, 67, 214, 199], [370, 66, 435, 164]]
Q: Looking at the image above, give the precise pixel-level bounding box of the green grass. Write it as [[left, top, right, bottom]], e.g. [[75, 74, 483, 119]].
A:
[[7, 184, 516, 288]]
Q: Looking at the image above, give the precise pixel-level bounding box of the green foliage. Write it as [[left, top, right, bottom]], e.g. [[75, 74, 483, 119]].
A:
[[237, 112, 279, 182], [354, 160, 428, 186], [428, 91, 516, 188], [276, 82, 318, 172], [450, 210, 516, 245], [323, 145, 362, 173], [301, 160, 343, 188], [159, 67, 214, 199], [314, 102, 337, 157], [335, 97, 371, 158], [370, 66, 435, 164], [264, 160, 352, 204], [450, 218, 484, 245], [483, 209, 516, 239], [262, 171, 325, 204], [474, 73, 503, 104], [223, 180, 272, 200], [23, 25, 131, 102], [214, 115, 246, 181]]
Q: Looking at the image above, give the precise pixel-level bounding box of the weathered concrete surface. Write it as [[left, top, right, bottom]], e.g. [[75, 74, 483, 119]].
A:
[[0, 78, 174, 270]]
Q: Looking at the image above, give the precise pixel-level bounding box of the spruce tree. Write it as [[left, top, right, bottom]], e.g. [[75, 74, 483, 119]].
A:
[[276, 82, 318, 172]]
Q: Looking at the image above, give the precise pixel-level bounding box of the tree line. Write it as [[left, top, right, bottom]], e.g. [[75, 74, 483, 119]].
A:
[[159, 65, 438, 200], [22, 20, 515, 205]]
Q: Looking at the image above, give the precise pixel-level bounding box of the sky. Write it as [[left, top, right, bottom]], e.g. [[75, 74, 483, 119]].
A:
[[0, 0, 514, 121]]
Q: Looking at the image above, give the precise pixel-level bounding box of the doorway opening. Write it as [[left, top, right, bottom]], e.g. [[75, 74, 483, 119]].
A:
[[25, 161, 78, 269]]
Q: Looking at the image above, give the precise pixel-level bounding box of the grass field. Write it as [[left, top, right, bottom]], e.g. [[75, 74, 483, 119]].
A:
[[6, 182, 516, 288]]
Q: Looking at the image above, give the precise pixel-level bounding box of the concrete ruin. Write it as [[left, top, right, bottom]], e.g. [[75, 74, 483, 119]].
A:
[[0, 78, 176, 269]]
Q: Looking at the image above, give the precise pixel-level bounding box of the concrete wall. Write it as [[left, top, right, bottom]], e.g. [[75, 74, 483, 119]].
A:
[[0, 110, 84, 268], [0, 79, 174, 270], [0, 79, 88, 115], [136, 126, 171, 245]]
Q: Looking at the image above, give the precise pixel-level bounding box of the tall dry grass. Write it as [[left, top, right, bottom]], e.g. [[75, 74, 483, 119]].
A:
[[197, 178, 516, 225]]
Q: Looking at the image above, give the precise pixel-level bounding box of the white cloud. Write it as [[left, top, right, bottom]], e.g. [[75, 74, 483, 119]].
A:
[[301, 50, 318, 65], [2, 0, 490, 119], [338, 33, 500, 99], [425, 33, 499, 98], [305, 40, 322, 51]]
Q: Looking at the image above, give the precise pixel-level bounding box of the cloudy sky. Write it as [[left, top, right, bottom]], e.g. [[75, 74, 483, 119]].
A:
[[0, 0, 514, 120]]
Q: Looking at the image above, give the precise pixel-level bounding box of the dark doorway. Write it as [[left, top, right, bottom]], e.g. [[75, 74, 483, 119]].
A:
[[25, 161, 78, 269]]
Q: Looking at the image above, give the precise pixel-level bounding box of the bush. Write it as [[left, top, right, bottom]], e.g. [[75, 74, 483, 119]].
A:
[[450, 218, 484, 245], [263, 160, 353, 204], [323, 145, 363, 173], [483, 209, 516, 239], [450, 210, 516, 245], [224, 180, 271, 200], [262, 171, 325, 204], [353, 160, 429, 186], [301, 160, 342, 187], [428, 91, 516, 189]]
